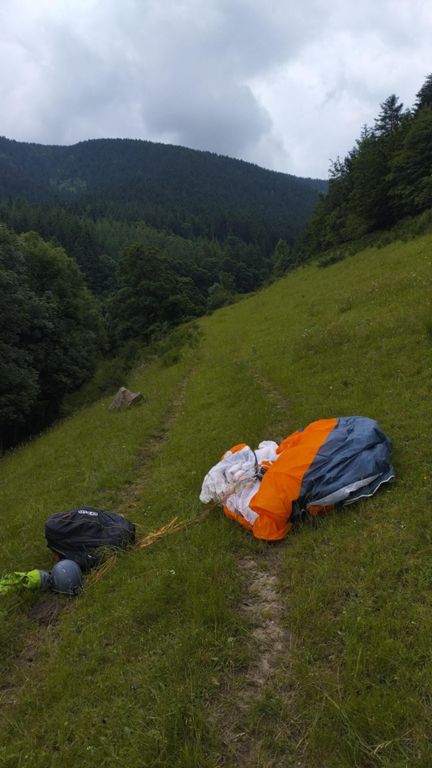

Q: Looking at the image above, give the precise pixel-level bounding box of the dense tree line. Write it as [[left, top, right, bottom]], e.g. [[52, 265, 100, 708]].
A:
[[0, 135, 323, 325], [0, 135, 324, 251], [298, 74, 432, 258], [0, 200, 276, 447], [0, 217, 271, 447], [107, 233, 271, 346], [4, 76, 431, 448], [0, 199, 271, 314], [0, 136, 325, 447], [0, 200, 116, 295], [0, 225, 104, 450]]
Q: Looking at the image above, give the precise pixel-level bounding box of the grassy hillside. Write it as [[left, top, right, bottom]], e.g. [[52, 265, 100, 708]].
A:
[[0, 234, 431, 767]]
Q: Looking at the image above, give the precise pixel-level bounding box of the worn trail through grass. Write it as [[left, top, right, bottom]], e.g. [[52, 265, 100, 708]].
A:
[[115, 371, 193, 520], [210, 546, 290, 768], [0, 368, 195, 710]]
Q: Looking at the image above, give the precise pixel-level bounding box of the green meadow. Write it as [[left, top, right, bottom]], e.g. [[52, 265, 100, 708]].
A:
[[0, 235, 431, 767]]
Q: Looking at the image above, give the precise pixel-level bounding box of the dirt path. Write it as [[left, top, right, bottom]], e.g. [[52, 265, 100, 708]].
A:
[[210, 367, 297, 766], [239, 551, 286, 689], [211, 544, 292, 767], [0, 374, 192, 709], [248, 365, 292, 436], [115, 374, 191, 518]]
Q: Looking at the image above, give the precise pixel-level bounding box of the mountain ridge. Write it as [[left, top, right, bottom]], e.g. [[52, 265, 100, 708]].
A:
[[0, 135, 326, 246], [0, 135, 327, 188]]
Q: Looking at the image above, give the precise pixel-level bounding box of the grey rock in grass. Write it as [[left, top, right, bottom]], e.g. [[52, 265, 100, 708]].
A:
[[109, 387, 144, 410]]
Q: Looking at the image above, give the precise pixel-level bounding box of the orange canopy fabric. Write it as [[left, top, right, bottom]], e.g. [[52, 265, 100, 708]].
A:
[[224, 418, 337, 541]]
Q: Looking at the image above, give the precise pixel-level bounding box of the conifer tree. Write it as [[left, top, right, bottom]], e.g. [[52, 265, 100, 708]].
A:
[[415, 73, 432, 110], [374, 94, 406, 136], [272, 239, 294, 276], [388, 105, 432, 215]]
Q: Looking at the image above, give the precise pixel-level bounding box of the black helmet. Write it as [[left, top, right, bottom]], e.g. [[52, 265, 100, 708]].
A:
[[50, 560, 83, 595]]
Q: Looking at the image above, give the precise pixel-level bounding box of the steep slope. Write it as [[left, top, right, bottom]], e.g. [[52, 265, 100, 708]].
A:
[[0, 136, 326, 245], [0, 235, 431, 767]]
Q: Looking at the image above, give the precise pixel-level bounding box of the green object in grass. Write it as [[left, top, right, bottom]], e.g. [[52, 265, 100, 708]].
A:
[[0, 569, 51, 594]]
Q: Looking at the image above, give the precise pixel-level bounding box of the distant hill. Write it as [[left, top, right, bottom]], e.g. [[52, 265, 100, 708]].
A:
[[0, 137, 327, 447], [0, 136, 326, 246]]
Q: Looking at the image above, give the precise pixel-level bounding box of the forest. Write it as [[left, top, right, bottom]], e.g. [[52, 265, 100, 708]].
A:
[[0, 226, 104, 450], [298, 74, 432, 257], [1, 72, 431, 449], [0, 138, 323, 448]]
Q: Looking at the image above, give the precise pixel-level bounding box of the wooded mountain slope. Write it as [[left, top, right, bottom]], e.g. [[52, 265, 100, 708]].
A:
[[0, 138, 327, 448], [0, 136, 325, 245], [298, 74, 432, 257]]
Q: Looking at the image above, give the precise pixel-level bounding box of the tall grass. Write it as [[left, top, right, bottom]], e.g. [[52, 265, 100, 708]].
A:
[[0, 234, 431, 766]]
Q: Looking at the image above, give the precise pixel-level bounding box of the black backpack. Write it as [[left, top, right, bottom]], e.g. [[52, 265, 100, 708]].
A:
[[45, 507, 136, 572]]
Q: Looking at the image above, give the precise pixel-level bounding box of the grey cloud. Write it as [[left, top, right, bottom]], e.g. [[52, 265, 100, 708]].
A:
[[0, 0, 326, 167], [0, 0, 431, 176], [33, 25, 136, 143], [143, 80, 272, 158], [1, 0, 330, 163]]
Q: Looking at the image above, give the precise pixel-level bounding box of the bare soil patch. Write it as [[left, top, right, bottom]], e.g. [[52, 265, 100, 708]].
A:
[[211, 544, 292, 767], [239, 553, 285, 689], [26, 594, 65, 627]]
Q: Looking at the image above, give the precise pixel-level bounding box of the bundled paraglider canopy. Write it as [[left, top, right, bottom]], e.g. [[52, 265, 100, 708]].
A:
[[200, 416, 394, 541]]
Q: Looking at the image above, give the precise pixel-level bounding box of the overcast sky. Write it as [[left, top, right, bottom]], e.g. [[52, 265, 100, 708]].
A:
[[0, 0, 430, 178]]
